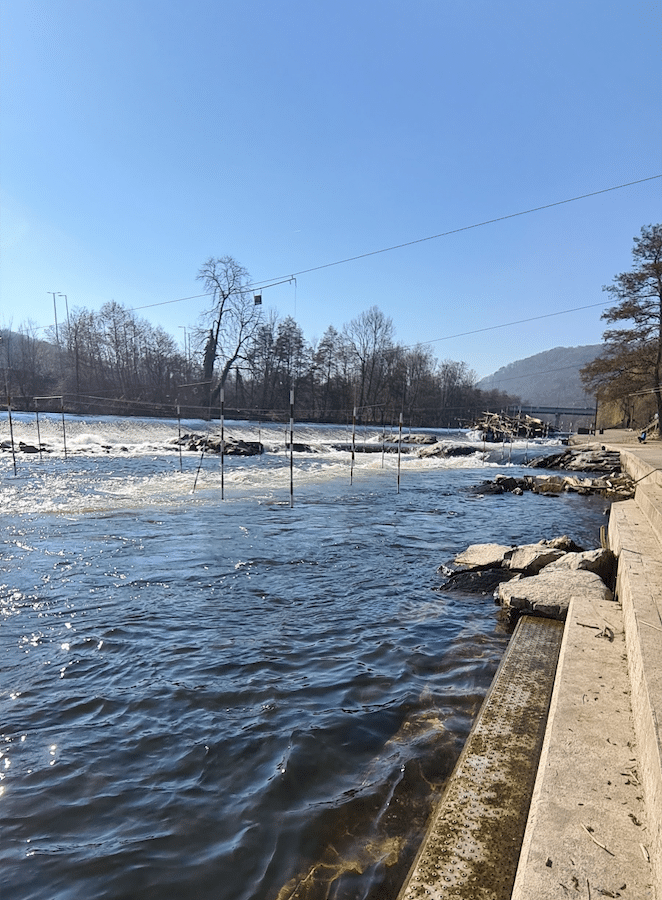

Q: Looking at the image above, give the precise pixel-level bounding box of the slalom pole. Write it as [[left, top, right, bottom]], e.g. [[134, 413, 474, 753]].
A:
[[35, 405, 43, 462], [289, 390, 294, 508], [397, 412, 403, 494], [6, 392, 17, 476], [220, 387, 225, 501], [350, 407, 356, 485], [60, 396, 68, 460], [177, 403, 183, 472], [192, 443, 205, 493], [381, 408, 385, 468]]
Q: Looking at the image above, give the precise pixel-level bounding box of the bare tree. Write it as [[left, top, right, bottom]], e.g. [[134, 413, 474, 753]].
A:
[[343, 306, 394, 418], [196, 256, 262, 410]]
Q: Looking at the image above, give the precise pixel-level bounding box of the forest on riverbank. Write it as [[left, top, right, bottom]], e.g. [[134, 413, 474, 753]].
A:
[[0, 301, 519, 426]]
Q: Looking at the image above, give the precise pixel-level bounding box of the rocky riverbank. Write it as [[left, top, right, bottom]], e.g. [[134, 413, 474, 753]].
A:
[[439, 536, 615, 623], [469, 445, 634, 500]]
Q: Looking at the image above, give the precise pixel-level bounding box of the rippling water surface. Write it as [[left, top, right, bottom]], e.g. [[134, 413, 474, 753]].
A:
[[0, 416, 608, 899]]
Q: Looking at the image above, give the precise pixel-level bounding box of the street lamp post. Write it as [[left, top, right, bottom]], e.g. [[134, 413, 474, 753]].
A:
[[178, 326, 189, 374], [57, 294, 70, 331]]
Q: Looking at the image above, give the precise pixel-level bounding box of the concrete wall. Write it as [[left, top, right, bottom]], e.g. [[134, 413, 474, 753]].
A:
[[608, 449, 662, 899]]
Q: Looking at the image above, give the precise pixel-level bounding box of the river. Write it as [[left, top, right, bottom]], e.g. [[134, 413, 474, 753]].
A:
[[0, 415, 609, 900]]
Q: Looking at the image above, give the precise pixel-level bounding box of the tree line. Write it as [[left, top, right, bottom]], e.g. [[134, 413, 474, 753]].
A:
[[1, 256, 519, 426]]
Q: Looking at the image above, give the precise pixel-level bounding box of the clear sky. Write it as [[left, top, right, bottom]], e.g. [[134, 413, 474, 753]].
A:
[[1, 0, 660, 378]]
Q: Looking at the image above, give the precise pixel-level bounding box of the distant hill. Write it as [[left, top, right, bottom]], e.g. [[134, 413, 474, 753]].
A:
[[478, 345, 603, 408]]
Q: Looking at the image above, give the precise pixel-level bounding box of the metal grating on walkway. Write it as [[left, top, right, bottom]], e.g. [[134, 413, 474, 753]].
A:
[[397, 615, 564, 900]]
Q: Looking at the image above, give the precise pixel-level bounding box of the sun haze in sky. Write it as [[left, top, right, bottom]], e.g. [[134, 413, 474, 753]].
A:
[[1, 0, 660, 377]]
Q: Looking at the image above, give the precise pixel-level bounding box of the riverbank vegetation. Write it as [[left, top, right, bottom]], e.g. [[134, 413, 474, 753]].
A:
[[582, 224, 662, 432]]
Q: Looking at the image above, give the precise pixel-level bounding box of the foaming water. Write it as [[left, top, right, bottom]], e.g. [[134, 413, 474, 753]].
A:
[[0, 415, 607, 899]]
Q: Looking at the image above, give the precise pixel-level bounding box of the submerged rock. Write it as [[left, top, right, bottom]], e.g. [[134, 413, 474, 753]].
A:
[[173, 433, 263, 456], [418, 443, 479, 458], [436, 568, 516, 595]]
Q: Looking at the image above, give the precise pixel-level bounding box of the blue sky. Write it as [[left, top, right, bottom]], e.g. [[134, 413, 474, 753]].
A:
[[1, 0, 660, 378]]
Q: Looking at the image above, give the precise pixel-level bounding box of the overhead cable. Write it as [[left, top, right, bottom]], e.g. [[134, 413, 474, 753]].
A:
[[130, 174, 662, 310]]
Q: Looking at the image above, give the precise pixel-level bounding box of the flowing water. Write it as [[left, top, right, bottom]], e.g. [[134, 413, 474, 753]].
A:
[[0, 415, 609, 900]]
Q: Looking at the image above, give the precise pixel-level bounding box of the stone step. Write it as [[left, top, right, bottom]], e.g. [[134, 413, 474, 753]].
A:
[[396, 616, 563, 900], [511, 568, 654, 899]]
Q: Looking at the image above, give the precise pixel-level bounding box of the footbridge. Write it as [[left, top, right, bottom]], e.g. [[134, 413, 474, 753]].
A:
[[508, 405, 596, 428]]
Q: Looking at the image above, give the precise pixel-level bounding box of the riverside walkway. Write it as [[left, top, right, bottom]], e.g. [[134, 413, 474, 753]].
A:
[[397, 430, 662, 900]]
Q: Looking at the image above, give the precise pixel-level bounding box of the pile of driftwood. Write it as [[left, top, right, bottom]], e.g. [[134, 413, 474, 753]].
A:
[[474, 412, 554, 442]]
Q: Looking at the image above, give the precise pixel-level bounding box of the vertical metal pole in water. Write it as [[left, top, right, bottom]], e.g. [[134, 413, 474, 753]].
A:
[[381, 408, 385, 468], [350, 407, 356, 485], [35, 407, 43, 461], [6, 393, 17, 476], [220, 387, 225, 501], [192, 443, 206, 492], [289, 390, 294, 508], [177, 404, 183, 472], [60, 397, 68, 460], [397, 413, 403, 494]]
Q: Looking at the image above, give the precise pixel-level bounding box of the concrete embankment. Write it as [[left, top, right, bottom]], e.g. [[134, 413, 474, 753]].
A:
[[397, 431, 662, 900]]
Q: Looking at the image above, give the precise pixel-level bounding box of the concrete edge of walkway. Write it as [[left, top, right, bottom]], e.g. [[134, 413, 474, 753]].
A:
[[609, 444, 662, 900]]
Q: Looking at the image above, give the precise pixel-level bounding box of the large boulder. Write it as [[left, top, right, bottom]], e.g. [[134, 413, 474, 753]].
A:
[[453, 543, 514, 569], [543, 548, 616, 585], [419, 443, 478, 458], [225, 440, 263, 456], [506, 542, 566, 575], [530, 475, 567, 494], [497, 570, 612, 620]]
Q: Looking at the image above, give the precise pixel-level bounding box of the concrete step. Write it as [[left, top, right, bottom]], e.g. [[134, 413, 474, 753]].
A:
[[396, 616, 563, 900], [511, 570, 654, 899]]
